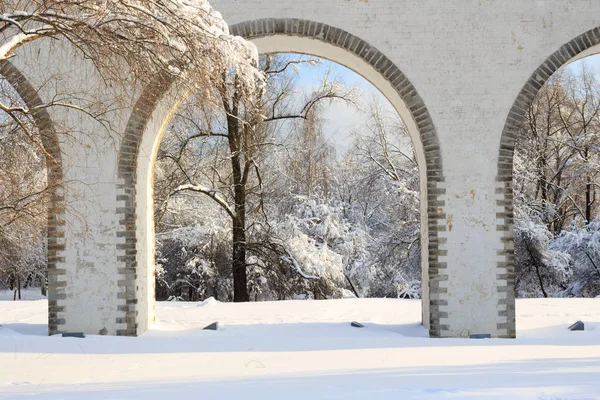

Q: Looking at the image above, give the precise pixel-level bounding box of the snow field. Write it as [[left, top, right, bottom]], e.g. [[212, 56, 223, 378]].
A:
[[1, 295, 599, 399]]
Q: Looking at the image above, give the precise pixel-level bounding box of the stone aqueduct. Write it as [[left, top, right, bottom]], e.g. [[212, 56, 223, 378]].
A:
[[3, 1, 600, 338]]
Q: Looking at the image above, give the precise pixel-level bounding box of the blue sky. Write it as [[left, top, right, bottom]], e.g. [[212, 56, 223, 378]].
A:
[[288, 55, 389, 156], [567, 54, 600, 74], [287, 53, 600, 157]]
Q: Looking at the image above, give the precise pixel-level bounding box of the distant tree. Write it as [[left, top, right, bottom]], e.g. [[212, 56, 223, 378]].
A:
[[341, 98, 421, 298], [551, 218, 600, 297], [515, 68, 599, 234], [514, 64, 600, 297]]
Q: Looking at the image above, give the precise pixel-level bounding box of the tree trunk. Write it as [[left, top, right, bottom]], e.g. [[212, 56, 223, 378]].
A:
[[226, 80, 250, 303], [585, 147, 593, 223], [345, 274, 360, 298], [586, 176, 593, 223], [232, 219, 249, 302], [14, 275, 21, 300], [231, 174, 249, 302], [231, 161, 249, 302], [534, 262, 548, 298], [525, 239, 548, 298]]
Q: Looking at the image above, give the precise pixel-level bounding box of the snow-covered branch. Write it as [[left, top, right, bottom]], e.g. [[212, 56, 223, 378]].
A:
[[170, 183, 236, 222]]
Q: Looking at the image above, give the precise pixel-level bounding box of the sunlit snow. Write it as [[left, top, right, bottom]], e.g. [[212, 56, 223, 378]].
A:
[[1, 292, 599, 399]]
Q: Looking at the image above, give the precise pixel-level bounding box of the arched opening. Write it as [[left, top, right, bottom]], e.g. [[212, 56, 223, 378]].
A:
[[0, 61, 64, 335], [121, 19, 443, 337], [498, 28, 600, 336], [153, 53, 422, 304]]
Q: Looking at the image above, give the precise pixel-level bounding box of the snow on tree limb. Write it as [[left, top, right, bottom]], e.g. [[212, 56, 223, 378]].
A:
[[1, 1, 263, 92], [170, 183, 236, 222]]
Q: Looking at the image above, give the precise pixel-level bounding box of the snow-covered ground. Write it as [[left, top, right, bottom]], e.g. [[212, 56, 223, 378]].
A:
[[0, 289, 47, 302], [1, 292, 599, 400]]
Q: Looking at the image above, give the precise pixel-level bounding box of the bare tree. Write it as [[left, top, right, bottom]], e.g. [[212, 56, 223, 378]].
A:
[[516, 67, 600, 234], [158, 54, 358, 302], [514, 64, 600, 297], [0, 0, 261, 296], [1, 0, 261, 150], [343, 98, 421, 297], [0, 77, 48, 297]]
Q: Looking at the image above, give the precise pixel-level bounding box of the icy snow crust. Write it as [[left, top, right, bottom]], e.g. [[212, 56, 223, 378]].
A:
[[1, 295, 599, 399]]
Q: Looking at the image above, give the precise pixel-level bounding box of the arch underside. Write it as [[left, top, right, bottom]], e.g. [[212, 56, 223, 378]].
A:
[[121, 18, 447, 337]]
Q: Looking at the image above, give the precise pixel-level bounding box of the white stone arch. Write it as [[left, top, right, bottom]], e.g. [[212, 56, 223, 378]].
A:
[[120, 18, 445, 336], [0, 60, 65, 335], [496, 27, 600, 338]]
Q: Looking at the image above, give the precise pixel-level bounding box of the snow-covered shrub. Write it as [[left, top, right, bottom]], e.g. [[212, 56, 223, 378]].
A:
[[155, 223, 233, 302], [397, 278, 421, 299], [514, 207, 571, 297], [551, 219, 600, 297], [269, 196, 357, 299]]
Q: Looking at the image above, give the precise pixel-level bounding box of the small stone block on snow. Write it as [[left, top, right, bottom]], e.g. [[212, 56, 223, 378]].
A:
[[62, 332, 85, 338], [203, 322, 219, 331], [568, 321, 584, 331], [470, 334, 491, 339], [351, 321, 364, 328]]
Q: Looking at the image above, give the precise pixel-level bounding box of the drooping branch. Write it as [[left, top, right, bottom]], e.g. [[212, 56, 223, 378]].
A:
[[170, 183, 237, 223]]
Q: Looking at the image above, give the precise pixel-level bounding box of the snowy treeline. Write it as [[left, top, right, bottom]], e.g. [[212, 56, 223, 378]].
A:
[[513, 67, 600, 298], [154, 58, 600, 302]]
